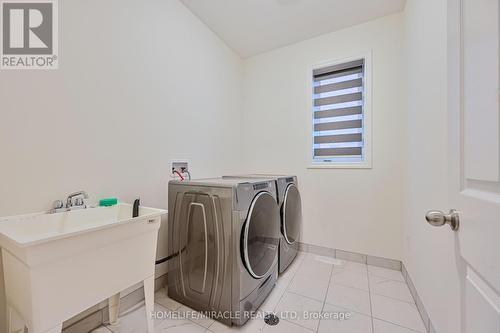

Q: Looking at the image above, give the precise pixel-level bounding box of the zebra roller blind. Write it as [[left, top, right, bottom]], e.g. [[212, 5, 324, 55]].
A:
[[313, 59, 365, 163]]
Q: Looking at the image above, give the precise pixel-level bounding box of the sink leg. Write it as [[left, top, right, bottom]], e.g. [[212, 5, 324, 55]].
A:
[[143, 275, 155, 333], [7, 305, 25, 333], [43, 323, 62, 333], [108, 293, 121, 325]]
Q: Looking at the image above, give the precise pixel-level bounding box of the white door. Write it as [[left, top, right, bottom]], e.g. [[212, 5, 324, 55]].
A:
[[446, 0, 500, 331]]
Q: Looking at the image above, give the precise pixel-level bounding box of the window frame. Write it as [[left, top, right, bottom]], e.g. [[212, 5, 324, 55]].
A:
[[307, 52, 373, 169]]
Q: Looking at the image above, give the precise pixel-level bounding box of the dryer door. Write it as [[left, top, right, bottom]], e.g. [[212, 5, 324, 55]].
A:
[[242, 191, 280, 279], [282, 184, 302, 244]]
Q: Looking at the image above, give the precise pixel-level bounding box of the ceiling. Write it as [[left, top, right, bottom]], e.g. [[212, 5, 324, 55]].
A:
[[180, 0, 407, 58]]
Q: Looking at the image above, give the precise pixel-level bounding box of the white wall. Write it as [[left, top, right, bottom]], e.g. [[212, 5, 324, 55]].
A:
[[0, 1, 464, 332], [241, 14, 406, 260], [403, 1, 461, 332], [0, 0, 242, 328]]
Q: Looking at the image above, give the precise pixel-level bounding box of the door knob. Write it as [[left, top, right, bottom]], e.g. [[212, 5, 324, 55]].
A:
[[425, 209, 459, 231]]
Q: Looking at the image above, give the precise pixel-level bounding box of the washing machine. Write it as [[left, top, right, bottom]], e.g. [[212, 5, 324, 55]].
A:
[[223, 175, 302, 274], [167, 178, 280, 326]]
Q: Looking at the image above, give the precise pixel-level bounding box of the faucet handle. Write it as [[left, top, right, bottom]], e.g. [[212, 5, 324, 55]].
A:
[[53, 200, 64, 209], [74, 198, 85, 207], [66, 190, 89, 208]]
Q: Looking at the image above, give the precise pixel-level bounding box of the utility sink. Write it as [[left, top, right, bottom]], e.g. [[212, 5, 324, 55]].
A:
[[0, 203, 167, 333]]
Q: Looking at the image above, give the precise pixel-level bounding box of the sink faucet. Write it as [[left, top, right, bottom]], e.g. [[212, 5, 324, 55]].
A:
[[49, 190, 90, 213], [66, 191, 89, 209]]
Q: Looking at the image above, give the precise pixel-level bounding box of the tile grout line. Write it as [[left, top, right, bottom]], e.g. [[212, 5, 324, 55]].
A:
[[285, 289, 328, 304], [267, 255, 310, 332], [369, 291, 416, 305], [275, 257, 303, 311], [367, 263, 375, 333], [368, 271, 406, 282], [255, 255, 306, 331], [368, 273, 425, 333], [316, 284, 425, 333], [372, 317, 426, 333], [266, 254, 306, 330], [333, 280, 369, 293], [321, 300, 371, 318], [278, 255, 307, 331], [369, 292, 427, 332], [329, 265, 371, 294], [316, 261, 334, 333], [279, 318, 316, 333]]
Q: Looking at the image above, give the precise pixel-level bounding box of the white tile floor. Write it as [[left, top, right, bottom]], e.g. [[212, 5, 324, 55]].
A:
[[91, 252, 426, 333]]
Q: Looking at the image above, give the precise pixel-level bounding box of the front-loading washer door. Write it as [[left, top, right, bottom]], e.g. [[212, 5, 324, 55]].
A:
[[282, 184, 302, 244], [242, 191, 280, 279]]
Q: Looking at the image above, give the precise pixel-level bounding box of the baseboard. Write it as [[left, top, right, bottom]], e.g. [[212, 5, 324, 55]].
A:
[[62, 274, 167, 333], [298, 242, 402, 271], [402, 263, 438, 333]]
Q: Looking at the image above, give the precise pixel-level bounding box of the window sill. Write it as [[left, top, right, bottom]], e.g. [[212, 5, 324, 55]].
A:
[[307, 163, 372, 169]]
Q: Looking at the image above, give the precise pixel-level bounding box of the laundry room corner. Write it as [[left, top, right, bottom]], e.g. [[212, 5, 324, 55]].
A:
[[240, 13, 407, 261]]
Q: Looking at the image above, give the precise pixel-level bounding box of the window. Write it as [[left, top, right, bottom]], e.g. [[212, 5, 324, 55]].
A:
[[310, 56, 371, 168]]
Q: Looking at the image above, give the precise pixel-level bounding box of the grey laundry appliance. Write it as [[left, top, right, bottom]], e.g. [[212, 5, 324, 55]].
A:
[[167, 177, 280, 326], [222, 175, 302, 274]]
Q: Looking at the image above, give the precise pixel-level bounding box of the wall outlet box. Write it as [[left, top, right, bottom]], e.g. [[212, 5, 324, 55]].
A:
[[171, 161, 189, 175]]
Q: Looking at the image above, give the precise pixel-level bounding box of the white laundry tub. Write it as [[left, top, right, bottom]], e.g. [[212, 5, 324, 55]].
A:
[[0, 203, 167, 333]]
